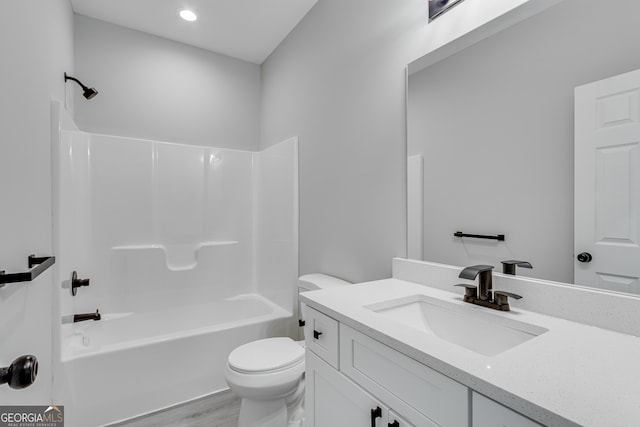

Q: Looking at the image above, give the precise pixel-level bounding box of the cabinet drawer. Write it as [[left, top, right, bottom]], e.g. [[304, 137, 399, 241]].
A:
[[472, 393, 541, 427], [340, 324, 468, 427], [304, 306, 339, 368]]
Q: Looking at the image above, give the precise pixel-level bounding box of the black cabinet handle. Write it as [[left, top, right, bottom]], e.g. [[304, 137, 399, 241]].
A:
[[0, 255, 55, 287], [298, 319, 306, 327], [313, 330, 322, 339], [371, 406, 382, 427], [388, 421, 400, 427], [577, 252, 593, 263]]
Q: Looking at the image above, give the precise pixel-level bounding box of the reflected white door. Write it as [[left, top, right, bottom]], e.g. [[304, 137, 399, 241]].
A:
[[575, 69, 640, 293]]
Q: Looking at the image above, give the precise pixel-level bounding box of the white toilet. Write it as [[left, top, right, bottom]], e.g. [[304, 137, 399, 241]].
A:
[[225, 274, 351, 427]]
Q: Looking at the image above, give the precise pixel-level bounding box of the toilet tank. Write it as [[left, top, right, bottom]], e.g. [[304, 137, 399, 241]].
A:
[[297, 274, 351, 340], [298, 273, 351, 293]]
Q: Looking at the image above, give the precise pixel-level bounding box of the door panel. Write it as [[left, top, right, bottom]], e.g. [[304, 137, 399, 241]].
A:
[[575, 69, 640, 292]]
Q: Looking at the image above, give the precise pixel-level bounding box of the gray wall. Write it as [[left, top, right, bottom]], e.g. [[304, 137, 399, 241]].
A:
[[74, 15, 261, 150], [260, 0, 419, 282], [71, 0, 551, 285], [258, 0, 552, 283], [0, 0, 74, 404], [408, 0, 640, 283]]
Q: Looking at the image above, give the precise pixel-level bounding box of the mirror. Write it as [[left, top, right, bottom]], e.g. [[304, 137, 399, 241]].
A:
[[407, 0, 640, 293]]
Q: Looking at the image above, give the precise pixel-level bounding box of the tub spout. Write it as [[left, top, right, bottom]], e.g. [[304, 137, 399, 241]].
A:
[[74, 309, 101, 323]]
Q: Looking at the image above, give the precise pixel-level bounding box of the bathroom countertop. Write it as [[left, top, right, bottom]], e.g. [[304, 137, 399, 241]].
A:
[[300, 278, 640, 427]]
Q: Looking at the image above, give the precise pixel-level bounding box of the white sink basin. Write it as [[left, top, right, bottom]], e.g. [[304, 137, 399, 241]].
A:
[[365, 294, 548, 356]]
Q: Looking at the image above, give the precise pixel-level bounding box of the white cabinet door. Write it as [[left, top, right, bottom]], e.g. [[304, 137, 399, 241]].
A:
[[340, 324, 468, 427], [472, 393, 541, 427], [306, 350, 388, 427], [575, 69, 640, 293]]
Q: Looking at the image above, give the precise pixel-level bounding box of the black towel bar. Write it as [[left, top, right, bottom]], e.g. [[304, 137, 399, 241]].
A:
[[0, 255, 56, 286], [454, 231, 505, 241]]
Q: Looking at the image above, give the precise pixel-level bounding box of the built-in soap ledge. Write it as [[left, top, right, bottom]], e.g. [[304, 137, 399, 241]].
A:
[[111, 241, 239, 271]]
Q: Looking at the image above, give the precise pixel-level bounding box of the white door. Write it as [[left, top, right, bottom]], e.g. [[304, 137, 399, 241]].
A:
[[575, 69, 640, 293]]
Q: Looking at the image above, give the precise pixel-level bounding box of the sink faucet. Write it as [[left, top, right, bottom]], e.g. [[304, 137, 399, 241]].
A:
[[73, 309, 101, 323], [501, 260, 532, 275], [458, 265, 494, 300], [455, 265, 522, 311]]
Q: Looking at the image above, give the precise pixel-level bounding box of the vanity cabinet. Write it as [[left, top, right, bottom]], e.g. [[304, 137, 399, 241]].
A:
[[306, 352, 417, 427], [472, 393, 542, 427], [340, 325, 468, 426], [304, 305, 541, 427], [304, 306, 466, 427], [306, 350, 389, 426]]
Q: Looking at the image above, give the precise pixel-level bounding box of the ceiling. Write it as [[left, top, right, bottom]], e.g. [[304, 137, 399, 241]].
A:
[[70, 0, 318, 64]]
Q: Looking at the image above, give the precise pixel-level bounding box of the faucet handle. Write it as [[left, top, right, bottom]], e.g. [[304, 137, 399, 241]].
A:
[[493, 290, 522, 308], [501, 260, 532, 275], [71, 271, 91, 296], [454, 284, 477, 299], [494, 290, 522, 299]]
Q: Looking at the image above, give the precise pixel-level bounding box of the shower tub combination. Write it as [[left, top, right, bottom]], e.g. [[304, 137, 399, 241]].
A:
[[52, 103, 298, 427], [57, 295, 291, 427]]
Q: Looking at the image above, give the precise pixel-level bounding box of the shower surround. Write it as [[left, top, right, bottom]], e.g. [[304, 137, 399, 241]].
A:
[[51, 103, 298, 426]]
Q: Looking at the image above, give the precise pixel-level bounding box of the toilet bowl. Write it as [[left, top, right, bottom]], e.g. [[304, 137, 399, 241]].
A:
[[226, 337, 305, 427], [225, 274, 351, 427]]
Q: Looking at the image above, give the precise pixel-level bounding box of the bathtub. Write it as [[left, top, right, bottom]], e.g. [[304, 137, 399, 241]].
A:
[[57, 294, 292, 427], [52, 113, 299, 426]]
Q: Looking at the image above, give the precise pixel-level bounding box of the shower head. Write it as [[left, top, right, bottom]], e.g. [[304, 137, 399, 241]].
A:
[[82, 86, 99, 100], [64, 72, 99, 100], [0, 355, 38, 389]]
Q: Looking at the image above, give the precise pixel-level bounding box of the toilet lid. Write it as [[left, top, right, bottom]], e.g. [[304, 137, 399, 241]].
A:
[[228, 337, 305, 374]]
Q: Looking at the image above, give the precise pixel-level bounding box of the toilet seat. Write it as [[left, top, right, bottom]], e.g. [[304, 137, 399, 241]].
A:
[[228, 337, 305, 375]]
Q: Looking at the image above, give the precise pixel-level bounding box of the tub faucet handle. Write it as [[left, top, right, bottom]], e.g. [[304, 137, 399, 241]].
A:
[[71, 271, 91, 296]]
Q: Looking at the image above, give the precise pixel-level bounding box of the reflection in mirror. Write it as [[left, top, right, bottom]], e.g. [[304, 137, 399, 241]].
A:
[[407, 0, 640, 294]]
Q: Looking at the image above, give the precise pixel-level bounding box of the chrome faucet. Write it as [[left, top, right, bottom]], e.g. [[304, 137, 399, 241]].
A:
[[455, 265, 522, 311]]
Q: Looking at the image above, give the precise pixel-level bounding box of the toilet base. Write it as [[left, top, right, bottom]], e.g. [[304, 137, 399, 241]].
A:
[[238, 398, 287, 427], [237, 378, 305, 427]]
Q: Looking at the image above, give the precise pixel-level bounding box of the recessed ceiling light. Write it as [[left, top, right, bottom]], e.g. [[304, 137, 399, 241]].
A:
[[179, 9, 197, 22]]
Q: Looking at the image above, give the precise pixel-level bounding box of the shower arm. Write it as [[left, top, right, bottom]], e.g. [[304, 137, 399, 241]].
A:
[[64, 73, 89, 90]]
